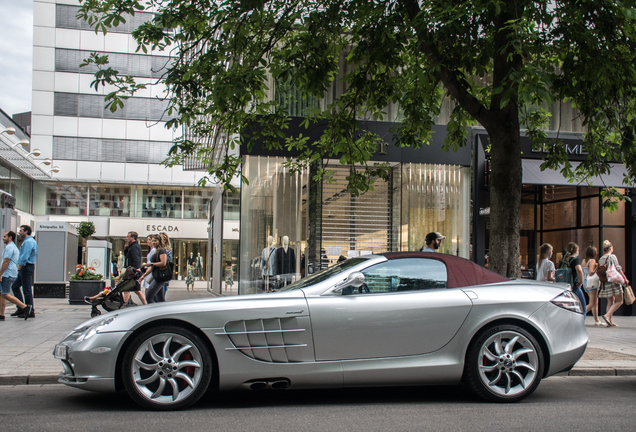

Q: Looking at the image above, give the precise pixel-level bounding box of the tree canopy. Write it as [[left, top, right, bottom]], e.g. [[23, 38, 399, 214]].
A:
[[78, 0, 636, 276]]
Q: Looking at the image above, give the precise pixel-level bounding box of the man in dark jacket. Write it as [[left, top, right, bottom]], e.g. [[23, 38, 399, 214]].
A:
[[122, 231, 146, 304]]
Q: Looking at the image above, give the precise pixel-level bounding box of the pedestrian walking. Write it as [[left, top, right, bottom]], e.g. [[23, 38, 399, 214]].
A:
[[0, 231, 31, 321], [139, 234, 167, 303], [142, 234, 155, 293], [159, 232, 172, 299], [122, 231, 147, 305], [10, 225, 37, 318], [421, 232, 445, 252], [582, 246, 603, 326], [536, 243, 556, 282], [598, 240, 628, 327], [562, 242, 586, 314]]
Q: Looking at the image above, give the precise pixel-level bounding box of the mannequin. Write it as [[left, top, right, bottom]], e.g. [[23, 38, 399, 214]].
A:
[[117, 251, 125, 274], [275, 235, 296, 288], [195, 252, 203, 280], [262, 235, 277, 292], [188, 252, 195, 266]]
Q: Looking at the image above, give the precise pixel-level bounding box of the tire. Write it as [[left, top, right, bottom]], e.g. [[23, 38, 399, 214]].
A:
[[122, 325, 213, 410], [464, 324, 544, 403]]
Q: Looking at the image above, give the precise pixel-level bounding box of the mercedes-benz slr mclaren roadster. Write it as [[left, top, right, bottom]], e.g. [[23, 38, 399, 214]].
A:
[[54, 252, 588, 410]]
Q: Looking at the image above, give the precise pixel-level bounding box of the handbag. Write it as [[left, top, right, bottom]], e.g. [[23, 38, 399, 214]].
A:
[[587, 272, 600, 290], [624, 285, 635, 306], [152, 261, 173, 283], [605, 263, 625, 285]]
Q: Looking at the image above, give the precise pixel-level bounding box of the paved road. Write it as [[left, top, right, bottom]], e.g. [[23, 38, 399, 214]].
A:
[[0, 377, 634, 431]]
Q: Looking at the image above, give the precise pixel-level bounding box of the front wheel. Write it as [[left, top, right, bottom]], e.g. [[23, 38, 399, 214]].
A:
[[122, 325, 213, 410], [464, 324, 544, 403]]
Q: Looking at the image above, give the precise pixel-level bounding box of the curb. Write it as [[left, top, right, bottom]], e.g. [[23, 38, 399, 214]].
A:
[[558, 368, 636, 377], [0, 374, 60, 386], [1, 368, 636, 386]]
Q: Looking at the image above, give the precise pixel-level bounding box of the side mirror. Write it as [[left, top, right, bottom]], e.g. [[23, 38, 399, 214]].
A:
[[333, 272, 365, 294]]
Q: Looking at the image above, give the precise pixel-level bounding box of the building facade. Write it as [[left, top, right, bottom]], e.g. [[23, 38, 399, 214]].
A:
[[31, 0, 220, 280]]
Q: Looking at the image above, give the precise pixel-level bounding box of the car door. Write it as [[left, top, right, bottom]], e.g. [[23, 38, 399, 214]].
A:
[[306, 258, 473, 361]]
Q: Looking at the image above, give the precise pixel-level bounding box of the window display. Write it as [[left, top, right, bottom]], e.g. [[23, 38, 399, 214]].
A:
[[239, 156, 307, 294]]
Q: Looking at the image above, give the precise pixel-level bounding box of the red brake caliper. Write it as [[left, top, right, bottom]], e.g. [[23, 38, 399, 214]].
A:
[[183, 352, 194, 383]]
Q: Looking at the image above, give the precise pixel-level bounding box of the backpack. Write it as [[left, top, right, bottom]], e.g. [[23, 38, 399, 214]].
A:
[[555, 257, 574, 287], [596, 256, 609, 284]]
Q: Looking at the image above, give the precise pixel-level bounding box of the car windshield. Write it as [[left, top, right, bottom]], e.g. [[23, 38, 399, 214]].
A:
[[278, 258, 369, 291]]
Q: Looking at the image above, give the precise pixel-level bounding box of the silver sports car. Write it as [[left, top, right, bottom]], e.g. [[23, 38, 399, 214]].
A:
[[54, 252, 588, 410]]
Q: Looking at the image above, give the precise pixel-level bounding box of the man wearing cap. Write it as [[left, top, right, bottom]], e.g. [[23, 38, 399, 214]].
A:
[[422, 232, 445, 252]]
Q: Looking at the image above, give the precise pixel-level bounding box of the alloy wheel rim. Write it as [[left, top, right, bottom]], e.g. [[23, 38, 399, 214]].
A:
[[131, 333, 203, 404], [477, 330, 538, 397]]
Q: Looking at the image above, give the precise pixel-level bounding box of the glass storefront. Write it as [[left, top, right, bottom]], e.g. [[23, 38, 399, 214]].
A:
[[239, 156, 308, 294], [236, 156, 472, 295], [90, 184, 133, 217], [35, 183, 215, 219], [508, 185, 627, 277], [400, 163, 471, 256], [138, 186, 182, 219], [109, 236, 208, 281]]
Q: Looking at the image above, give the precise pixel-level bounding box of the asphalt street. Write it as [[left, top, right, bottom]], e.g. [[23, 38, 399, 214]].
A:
[[0, 377, 634, 431]]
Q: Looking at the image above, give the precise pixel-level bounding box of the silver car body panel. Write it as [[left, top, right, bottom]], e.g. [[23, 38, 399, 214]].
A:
[[55, 254, 588, 394]]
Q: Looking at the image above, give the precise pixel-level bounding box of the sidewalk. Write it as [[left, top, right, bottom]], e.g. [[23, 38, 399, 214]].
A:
[[1, 291, 635, 385]]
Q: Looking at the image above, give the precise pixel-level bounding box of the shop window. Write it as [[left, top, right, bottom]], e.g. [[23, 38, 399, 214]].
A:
[[239, 156, 308, 295], [45, 183, 88, 215], [581, 197, 599, 226], [543, 200, 576, 230], [183, 187, 214, 219], [580, 186, 600, 197], [89, 185, 132, 217], [10, 170, 32, 213], [401, 163, 470, 257], [602, 194, 626, 226], [138, 186, 182, 218], [543, 185, 577, 202]]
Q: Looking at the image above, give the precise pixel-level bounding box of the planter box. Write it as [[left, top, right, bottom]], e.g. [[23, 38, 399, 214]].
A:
[[69, 280, 106, 305]]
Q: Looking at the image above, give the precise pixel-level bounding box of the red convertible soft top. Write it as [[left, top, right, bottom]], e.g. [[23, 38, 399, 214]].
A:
[[381, 252, 510, 289]]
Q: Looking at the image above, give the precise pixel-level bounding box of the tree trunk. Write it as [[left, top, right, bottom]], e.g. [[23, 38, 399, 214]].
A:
[[486, 121, 522, 278]]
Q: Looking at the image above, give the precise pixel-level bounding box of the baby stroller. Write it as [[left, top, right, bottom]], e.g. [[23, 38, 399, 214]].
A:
[[89, 267, 140, 318]]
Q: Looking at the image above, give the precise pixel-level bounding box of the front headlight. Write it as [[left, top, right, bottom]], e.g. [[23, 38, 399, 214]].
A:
[[76, 316, 118, 342], [551, 291, 584, 314]]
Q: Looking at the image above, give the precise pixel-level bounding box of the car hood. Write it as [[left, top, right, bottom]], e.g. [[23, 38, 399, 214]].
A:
[[74, 290, 309, 333]]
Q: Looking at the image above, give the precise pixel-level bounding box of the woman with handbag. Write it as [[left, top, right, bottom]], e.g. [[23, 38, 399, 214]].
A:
[[598, 240, 629, 327], [138, 234, 169, 304], [582, 246, 603, 326]]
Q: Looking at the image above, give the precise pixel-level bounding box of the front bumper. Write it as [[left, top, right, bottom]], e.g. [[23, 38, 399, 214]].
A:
[[528, 302, 589, 377], [54, 331, 130, 393]]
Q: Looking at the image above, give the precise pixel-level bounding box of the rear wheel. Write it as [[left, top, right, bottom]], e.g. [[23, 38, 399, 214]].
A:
[[464, 324, 544, 403], [122, 325, 213, 410]]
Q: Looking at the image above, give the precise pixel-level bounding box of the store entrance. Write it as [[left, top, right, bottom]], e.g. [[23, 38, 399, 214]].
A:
[[110, 236, 208, 281]]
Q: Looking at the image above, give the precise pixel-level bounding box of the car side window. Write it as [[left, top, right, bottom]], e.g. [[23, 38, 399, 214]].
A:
[[360, 258, 447, 293]]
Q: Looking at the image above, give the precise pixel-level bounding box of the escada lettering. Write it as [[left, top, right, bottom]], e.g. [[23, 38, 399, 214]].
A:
[[147, 225, 179, 232]]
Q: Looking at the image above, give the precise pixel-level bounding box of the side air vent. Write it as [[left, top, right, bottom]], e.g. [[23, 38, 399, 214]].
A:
[[217, 318, 308, 363]]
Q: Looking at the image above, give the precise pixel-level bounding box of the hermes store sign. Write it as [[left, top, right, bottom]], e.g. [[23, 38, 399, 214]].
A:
[[109, 218, 209, 239]]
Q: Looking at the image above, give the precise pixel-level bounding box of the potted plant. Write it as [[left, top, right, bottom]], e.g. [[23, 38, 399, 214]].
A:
[[68, 264, 105, 305], [76, 221, 96, 265]]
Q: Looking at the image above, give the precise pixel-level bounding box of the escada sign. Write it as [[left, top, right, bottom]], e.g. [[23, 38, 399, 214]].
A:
[[147, 225, 179, 232]]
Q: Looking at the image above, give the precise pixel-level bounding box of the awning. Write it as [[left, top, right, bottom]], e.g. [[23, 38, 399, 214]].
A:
[[522, 159, 634, 188]]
